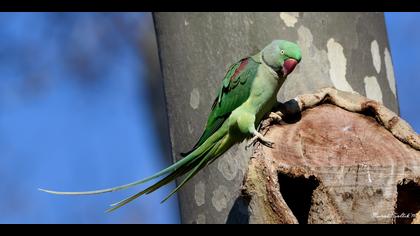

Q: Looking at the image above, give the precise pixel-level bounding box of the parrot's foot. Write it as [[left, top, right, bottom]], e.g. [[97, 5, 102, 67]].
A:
[[259, 136, 274, 148], [246, 131, 275, 149], [246, 136, 259, 149], [269, 111, 283, 123], [260, 111, 285, 131]]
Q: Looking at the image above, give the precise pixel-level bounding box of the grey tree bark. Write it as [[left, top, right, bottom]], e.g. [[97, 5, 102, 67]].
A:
[[153, 12, 399, 224]]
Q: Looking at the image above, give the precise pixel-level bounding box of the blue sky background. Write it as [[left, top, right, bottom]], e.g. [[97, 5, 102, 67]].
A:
[[385, 12, 420, 133], [0, 13, 179, 224], [0, 13, 418, 224]]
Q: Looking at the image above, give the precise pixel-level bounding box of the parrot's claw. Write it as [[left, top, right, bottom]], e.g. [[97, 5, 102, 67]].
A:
[[259, 137, 274, 148], [246, 136, 259, 150], [269, 111, 283, 123], [260, 111, 284, 130], [246, 131, 275, 149]]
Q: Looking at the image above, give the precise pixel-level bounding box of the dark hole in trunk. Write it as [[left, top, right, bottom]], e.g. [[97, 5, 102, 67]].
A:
[[278, 173, 319, 224], [395, 179, 420, 224]]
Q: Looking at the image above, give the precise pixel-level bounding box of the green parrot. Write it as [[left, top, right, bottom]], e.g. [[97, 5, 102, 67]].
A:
[[39, 39, 302, 212]]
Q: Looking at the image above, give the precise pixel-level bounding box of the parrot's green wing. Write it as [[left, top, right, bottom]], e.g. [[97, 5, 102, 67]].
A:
[[181, 56, 261, 157]]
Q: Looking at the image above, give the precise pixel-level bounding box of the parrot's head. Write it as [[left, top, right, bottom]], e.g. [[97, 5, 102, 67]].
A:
[[262, 40, 302, 78]]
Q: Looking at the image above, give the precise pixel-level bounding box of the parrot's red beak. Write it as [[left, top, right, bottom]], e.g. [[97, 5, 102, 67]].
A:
[[282, 58, 298, 76]]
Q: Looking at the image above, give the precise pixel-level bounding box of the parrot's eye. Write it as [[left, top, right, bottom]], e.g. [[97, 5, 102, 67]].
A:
[[280, 50, 285, 55]]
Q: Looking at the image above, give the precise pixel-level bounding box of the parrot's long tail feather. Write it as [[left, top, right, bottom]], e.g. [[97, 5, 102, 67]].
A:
[[38, 145, 204, 196], [106, 156, 200, 212], [40, 125, 232, 212], [106, 135, 230, 213]]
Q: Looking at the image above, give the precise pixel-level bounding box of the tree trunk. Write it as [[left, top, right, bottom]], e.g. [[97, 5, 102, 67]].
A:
[[153, 12, 403, 224], [243, 88, 420, 224]]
